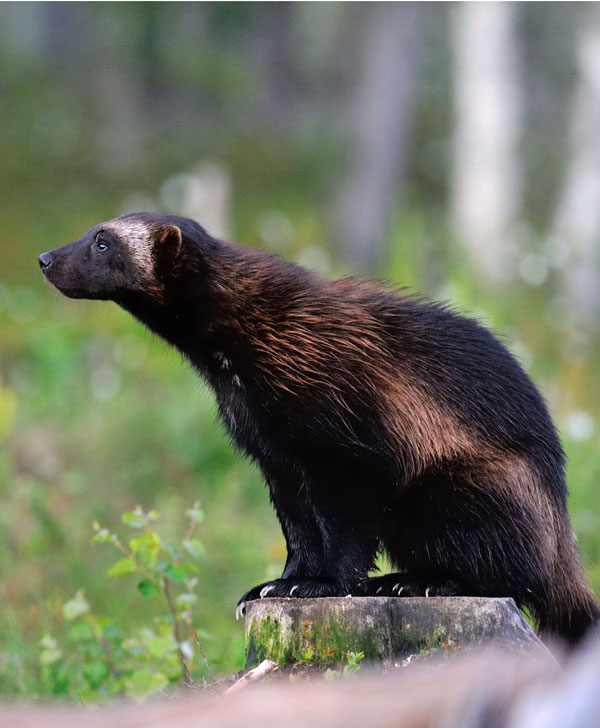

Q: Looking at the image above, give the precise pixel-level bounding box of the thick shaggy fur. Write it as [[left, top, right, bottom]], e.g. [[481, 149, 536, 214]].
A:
[[39, 213, 599, 643]]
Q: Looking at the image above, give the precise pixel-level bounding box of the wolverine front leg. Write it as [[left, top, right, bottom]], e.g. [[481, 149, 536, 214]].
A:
[[264, 462, 383, 598], [236, 465, 332, 616], [236, 462, 381, 613], [236, 460, 384, 615]]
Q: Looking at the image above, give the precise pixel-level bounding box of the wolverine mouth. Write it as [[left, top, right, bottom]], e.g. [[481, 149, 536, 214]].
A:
[[39, 256, 90, 299], [51, 280, 109, 300], [52, 286, 90, 299], [44, 278, 88, 299], [41, 272, 90, 299]]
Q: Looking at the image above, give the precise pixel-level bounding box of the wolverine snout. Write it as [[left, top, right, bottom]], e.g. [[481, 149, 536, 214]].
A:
[[38, 251, 53, 272]]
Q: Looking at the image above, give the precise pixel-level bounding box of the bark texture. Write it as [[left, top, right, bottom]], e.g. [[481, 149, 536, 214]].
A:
[[244, 596, 552, 671]]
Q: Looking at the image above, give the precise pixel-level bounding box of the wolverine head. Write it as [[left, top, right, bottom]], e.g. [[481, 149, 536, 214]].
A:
[[38, 213, 207, 302]]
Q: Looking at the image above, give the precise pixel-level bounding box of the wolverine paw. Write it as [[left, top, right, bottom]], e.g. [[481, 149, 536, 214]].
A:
[[360, 574, 464, 598], [236, 577, 346, 619]]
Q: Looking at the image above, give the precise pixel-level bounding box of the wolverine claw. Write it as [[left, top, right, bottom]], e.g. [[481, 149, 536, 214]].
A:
[[260, 584, 275, 598], [289, 585, 299, 596], [425, 587, 431, 597], [235, 602, 246, 621]]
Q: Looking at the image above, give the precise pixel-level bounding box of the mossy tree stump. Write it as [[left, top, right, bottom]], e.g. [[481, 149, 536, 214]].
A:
[[244, 597, 552, 671]]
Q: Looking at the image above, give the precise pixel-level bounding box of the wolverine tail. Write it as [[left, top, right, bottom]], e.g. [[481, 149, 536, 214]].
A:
[[536, 531, 600, 644]]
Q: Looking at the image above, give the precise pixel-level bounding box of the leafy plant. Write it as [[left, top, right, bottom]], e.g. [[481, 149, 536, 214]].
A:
[[38, 503, 215, 701]]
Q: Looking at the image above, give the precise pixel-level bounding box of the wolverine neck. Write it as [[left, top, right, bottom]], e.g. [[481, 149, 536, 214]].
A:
[[116, 240, 320, 371]]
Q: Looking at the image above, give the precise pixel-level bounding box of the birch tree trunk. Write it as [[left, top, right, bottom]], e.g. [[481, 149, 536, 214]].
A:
[[554, 5, 600, 344], [451, 2, 523, 283], [334, 3, 424, 273]]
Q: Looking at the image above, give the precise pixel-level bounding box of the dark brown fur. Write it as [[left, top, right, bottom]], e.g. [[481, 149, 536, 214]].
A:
[[39, 212, 600, 642]]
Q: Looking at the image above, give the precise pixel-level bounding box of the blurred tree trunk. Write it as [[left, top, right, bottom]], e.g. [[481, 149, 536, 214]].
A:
[[334, 3, 425, 274], [252, 2, 295, 127], [91, 7, 149, 175], [554, 4, 600, 345], [40, 2, 89, 70], [450, 2, 523, 283]]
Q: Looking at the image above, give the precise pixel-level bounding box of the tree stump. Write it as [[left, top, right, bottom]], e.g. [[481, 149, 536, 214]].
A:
[[244, 596, 553, 671]]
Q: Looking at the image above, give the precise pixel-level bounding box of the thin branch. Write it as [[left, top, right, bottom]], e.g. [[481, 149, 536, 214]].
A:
[[223, 660, 278, 695], [109, 536, 155, 581], [99, 634, 120, 682], [189, 623, 214, 683], [89, 615, 121, 683], [173, 517, 197, 566], [163, 579, 195, 686], [183, 515, 197, 545]]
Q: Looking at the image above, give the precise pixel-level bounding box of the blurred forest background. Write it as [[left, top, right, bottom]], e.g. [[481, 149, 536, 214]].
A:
[[2, 0, 600, 698]]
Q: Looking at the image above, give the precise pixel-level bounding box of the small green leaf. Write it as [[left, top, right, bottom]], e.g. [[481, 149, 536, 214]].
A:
[[129, 531, 162, 567], [62, 590, 90, 621], [122, 506, 146, 529], [137, 578, 160, 598], [39, 635, 63, 664], [164, 564, 187, 581], [40, 634, 58, 649], [165, 542, 180, 559], [0, 378, 16, 441], [175, 593, 197, 608], [183, 538, 205, 559], [39, 647, 63, 665], [186, 502, 205, 524], [145, 635, 176, 658], [122, 638, 141, 652], [107, 557, 137, 577], [180, 640, 193, 660], [91, 528, 112, 544], [67, 621, 95, 642], [96, 615, 117, 631], [83, 661, 109, 688], [343, 650, 364, 677], [125, 668, 168, 698]]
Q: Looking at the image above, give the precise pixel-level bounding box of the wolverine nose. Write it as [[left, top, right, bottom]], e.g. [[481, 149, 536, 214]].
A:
[[38, 252, 53, 270]]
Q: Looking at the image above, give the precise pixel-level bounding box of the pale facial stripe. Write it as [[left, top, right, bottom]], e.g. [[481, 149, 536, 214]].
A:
[[105, 219, 154, 276]]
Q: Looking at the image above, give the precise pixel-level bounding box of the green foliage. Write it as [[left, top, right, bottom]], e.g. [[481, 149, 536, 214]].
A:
[[0, 376, 16, 441], [32, 504, 214, 702], [62, 590, 90, 621], [0, 5, 599, 694], [289, 620, 365, 679], [0, 284, 283, 698]]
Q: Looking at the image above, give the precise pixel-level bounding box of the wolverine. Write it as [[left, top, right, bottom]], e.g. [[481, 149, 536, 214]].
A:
[[39, 212, 599, 643]]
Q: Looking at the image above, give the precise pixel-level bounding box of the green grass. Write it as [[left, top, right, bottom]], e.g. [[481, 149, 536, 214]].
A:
[[0, 290, 286, 696]]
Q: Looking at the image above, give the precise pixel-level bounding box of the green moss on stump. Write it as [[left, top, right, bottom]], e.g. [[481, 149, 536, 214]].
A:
[[244, 597, 553, 671], [245, 614, 286, 668]]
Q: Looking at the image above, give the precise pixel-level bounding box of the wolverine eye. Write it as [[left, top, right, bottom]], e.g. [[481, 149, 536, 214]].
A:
[[94, 231, 109, 252]]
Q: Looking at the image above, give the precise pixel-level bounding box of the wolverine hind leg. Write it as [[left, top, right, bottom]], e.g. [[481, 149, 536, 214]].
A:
[[361, 573, 466, 597], [380, 460, 557, 613]]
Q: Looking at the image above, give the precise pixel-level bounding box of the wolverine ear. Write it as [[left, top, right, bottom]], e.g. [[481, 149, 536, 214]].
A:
[[153, 225, 182, 279], [156, 225, 182, 256]]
